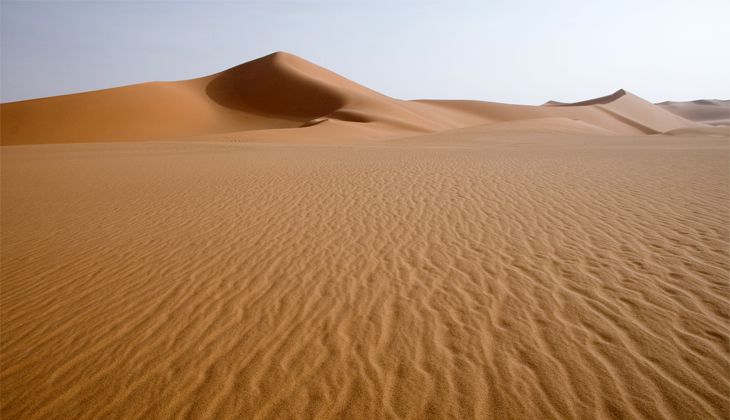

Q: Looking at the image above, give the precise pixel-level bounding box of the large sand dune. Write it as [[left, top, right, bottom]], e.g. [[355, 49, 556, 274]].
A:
[[2, 53, 728, 420], [0, 52, 711, 146]]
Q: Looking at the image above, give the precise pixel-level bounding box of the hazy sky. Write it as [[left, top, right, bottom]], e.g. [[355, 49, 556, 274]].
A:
[[1, 1, 728, 105]]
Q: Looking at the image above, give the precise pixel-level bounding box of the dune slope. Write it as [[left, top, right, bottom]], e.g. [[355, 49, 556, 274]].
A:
[[656, 99, 730, 126], [0, 53, 712, 146]]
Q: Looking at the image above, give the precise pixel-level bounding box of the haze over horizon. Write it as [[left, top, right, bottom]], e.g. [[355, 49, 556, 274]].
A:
[[1, 0, 728, 106]]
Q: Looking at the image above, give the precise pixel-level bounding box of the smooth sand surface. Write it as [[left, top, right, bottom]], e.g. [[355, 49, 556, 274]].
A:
[[2, 52, 729, 419], [656, 100, 730, 126]]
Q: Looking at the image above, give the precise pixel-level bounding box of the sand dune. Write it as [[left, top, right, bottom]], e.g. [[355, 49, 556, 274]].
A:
[[0, 52, 713, 146], [543, 89, 630, 107], [0, 52, 481, 145], [656, 99, 730, 126], [415, 90, 700, 136], [2, 52, 728, 419]]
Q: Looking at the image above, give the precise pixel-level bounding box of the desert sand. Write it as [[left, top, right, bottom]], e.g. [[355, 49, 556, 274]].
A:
[[656, 99, 730, 127], [1, 52, 728, 419]]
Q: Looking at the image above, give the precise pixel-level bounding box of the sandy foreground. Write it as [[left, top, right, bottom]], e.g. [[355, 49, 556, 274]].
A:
[[1, 135, 728, 419]]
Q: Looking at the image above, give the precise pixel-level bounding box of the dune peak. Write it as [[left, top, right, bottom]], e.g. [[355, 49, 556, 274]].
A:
[[1, 51, 721, 146], [204, 52, 350, 119], [204, 51, 385, 122], [543, 89, 628, 107]]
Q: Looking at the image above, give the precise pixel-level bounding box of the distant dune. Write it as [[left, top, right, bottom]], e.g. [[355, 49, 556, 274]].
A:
[[2, 53, 728, 420], [656, 99, 730, 126], [0, 52, 717, 146]]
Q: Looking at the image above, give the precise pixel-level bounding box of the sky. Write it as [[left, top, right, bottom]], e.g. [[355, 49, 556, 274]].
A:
[[1, 0, 728, 105]]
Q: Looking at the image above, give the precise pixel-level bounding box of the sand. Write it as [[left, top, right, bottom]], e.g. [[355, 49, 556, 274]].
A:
[[656, 100, 730, 127], [0, 52, 712, 146], [2, 52, 729, 419]]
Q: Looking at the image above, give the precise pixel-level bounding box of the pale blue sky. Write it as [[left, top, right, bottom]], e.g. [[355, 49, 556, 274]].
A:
[[1, 1, 728, 105]]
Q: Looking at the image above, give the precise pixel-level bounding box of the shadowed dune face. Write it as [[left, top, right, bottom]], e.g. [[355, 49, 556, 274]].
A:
[[206, 52, 349, 120]]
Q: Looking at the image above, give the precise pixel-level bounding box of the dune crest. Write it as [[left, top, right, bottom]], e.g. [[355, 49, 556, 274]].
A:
[[206, 52, 370, 120], [542, 89, 628, 106], [1, 52, 719, 146]]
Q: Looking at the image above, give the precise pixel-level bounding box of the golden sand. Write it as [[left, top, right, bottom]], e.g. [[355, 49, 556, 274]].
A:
[[1, 52, 728, 419]]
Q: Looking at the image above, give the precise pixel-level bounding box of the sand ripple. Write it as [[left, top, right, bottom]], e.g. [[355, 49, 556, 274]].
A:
[[2, 141, 728, 419]]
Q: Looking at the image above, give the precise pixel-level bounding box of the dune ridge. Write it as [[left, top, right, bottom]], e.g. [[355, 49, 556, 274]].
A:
[[542, 89, 629, 107], [0, 52, 716, 146]]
